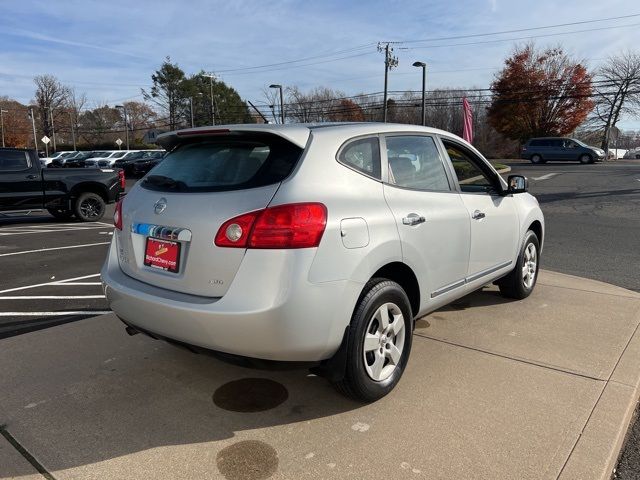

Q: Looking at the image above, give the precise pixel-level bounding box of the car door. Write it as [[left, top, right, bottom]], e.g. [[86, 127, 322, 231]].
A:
[[382, 134, 471, 309], [0, 150, 43, 210], [439, 138, 518, 284]]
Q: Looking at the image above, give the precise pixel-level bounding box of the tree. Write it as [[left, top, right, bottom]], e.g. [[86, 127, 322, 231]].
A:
[[33, 74, 71, 142], [189, 72, 252, 126], [122, 101, 157, 142], [0, 97, 31, 148], [589, 51, 640, 150], [79, 104, 121, 146], [328, 99, 365, 122], [142, 57, 191, 130], [487, 44, 594, 142]]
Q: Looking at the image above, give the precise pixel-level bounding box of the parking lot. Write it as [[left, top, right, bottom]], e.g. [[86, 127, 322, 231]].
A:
[[0, 207, 115, 339], [2, 163, 640, 479]]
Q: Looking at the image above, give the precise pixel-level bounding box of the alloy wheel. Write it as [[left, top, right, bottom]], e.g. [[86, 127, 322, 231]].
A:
[[522, 243, 537, 289], [362, 302, 406, 382]]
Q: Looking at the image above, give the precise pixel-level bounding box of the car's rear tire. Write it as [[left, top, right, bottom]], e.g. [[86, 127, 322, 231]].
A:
[[530, 154, 544, 164], [74, 192, 106, 222], [498, 230, 540, 300], [579, 154, 593, 164], [46, 207, 74, 221], [332, 278, 413, 403]]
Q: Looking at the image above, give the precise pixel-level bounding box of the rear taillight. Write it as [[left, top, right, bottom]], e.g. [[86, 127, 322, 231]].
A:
[[214, 203, 327, 249], [118, 169, 125, 189], [114, 199, 123, 230]]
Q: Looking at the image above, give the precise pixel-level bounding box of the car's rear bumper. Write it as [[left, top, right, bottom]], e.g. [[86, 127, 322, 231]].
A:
[[101, 237, 362, 362]]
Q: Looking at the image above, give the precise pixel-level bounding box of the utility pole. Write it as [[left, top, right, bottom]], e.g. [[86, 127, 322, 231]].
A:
[[189, 97, 195, 128], [49, 106, 57, 152], [0, 109, 7, 147], [203, 73, 217, 125], [68, 110, 77, 150], [28, 107, 38, 153], [378, 42, 399, 123], [116, 105, 129, 150]]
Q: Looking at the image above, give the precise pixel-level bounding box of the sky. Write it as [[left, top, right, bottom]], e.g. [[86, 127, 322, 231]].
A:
[[1, 0, 639, 128]]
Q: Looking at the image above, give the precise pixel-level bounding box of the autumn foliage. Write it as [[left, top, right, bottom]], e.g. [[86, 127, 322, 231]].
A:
[[488, 44, 594, 142]]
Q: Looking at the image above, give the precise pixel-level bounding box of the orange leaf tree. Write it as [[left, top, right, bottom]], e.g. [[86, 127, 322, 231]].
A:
[[488, 44, 594, 142]]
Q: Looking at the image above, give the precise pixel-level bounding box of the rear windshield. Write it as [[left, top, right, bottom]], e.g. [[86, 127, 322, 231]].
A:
[[142, 135, 303, 193]]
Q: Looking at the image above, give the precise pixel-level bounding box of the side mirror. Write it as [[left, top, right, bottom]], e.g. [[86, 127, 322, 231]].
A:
[[507, 175, 528, 194]]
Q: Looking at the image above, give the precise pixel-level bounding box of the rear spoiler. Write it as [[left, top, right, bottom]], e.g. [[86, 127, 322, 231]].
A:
[[156, 125, 311, 150]]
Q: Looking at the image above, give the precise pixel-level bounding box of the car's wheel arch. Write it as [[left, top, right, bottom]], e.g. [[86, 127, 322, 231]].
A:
[[70, 182, 108, 203]]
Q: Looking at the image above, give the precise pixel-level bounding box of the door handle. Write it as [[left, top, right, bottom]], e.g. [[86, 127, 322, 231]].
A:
[[402, 213, 426, 226], [26, 174, 38, 179], [472, 210, 486, 220]]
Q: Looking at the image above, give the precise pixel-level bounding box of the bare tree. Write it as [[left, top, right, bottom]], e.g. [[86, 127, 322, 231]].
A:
[[590, 51, 640, 149], [33, 74, 71, 140]]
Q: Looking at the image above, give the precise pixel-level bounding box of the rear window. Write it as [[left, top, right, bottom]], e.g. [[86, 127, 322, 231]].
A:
[[0, 151, 30, 171], [529, 139, 543, 146], [142, 135, 303, 193]]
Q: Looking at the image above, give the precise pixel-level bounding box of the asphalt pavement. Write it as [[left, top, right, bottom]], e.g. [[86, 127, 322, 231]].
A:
[[506, 159, 640, 292]]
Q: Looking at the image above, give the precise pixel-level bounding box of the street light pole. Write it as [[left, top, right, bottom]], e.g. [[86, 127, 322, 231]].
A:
[[68, 110, 77, 150], [116, 105, 129, 150], [269, 84, 284, 124], [413, 61, 427, 126], [0, 109, 7, 148], [28, 107, 38, 153], [49, 106, 57, 152]]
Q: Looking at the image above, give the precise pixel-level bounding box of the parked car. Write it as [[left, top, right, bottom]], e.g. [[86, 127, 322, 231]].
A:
[[84, 151, 126, 168], [0, 148, 125, 221], [521, 137, 605, 164], [112, 151, 149, 175], [101, 123, 544, 402], [623, 148, 640, 159], [131, 150, 165, 177], [41, 151, 77, 167], [52, 151, 96, 168]]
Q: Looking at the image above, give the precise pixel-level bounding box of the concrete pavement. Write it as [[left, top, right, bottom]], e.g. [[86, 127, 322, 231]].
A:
[[1, 270, 639, 480]]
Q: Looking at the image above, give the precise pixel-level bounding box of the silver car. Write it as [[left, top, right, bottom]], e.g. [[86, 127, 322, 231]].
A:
[[101, 123, 544, 402]]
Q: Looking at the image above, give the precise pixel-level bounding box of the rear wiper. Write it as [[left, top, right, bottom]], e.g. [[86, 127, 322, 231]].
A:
[[144, 175, 185, 190]]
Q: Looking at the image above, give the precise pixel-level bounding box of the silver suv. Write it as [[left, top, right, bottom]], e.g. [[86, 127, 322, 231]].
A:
[[101, 123, 544, 402]]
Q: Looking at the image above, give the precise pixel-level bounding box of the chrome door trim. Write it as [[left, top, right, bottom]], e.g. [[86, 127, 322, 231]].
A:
[[430, 260, 513, 298], [466, 260, 512, 283], [431, 279, 466, 298]]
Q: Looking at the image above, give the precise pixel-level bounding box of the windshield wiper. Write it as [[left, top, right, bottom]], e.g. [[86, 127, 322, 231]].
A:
[[144, 175, 185, 190]]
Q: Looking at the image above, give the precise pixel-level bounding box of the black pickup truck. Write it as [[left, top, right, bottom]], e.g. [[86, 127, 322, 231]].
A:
[[0, 148, 124, 222]]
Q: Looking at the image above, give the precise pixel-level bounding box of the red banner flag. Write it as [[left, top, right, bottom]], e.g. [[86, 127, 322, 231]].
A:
[[462, 97, 473, 144]]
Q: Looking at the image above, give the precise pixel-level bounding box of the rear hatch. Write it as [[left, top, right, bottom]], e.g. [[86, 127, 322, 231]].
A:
[[117, 131, 306, 297]]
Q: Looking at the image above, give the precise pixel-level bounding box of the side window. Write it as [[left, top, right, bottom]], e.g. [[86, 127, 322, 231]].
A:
[[530, 139, 542, 147], [443, 141, 496, 194], [0, 151, 30, 171], [386, 136, 450, 191], [338, 137, 381, 179]]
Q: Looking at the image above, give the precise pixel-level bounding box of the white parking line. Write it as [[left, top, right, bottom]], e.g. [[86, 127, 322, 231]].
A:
[[0, 311, 111, 316], [50, 282, 102, 286], [532, 173, 560, 181], [0, 295, 105, 300], [0, 274, 100, 294], [0, 242, 110, 257]]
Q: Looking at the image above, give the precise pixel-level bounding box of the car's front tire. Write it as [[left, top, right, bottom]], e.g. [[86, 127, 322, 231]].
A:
[[498, 230, 540, 299], [530, 154, 545, 164], [333, 278, 413, 402]]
